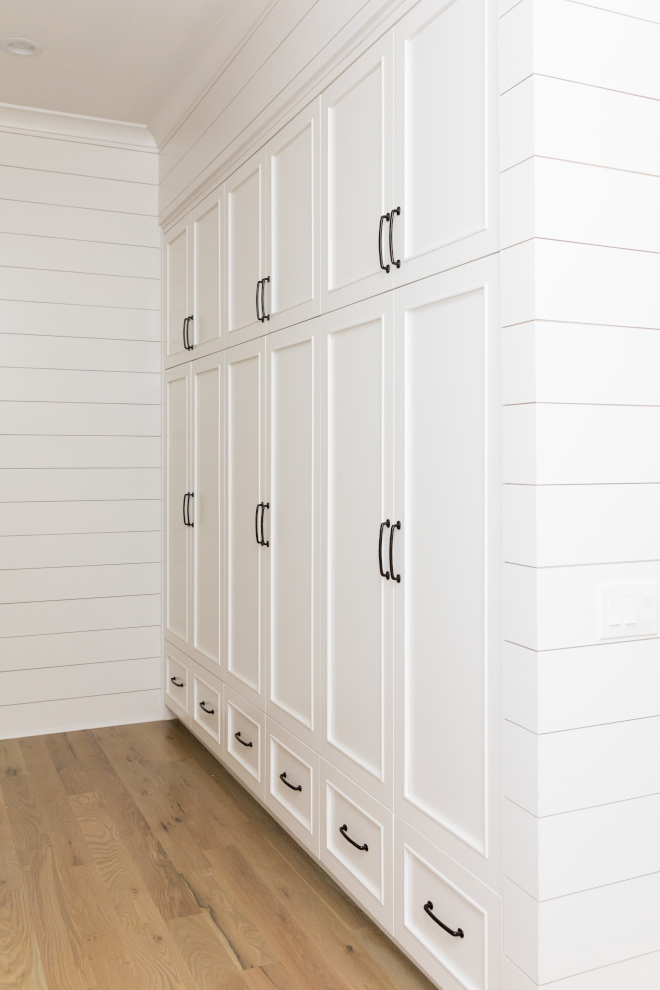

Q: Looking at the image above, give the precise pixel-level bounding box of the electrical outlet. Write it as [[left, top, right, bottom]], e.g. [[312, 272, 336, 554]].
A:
[[599, 582, 657, 640]]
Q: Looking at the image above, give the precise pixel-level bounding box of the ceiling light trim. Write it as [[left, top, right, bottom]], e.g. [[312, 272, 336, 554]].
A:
[[1, 37, 43, 57]]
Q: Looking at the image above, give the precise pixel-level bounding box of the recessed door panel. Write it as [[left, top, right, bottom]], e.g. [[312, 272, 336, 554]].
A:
[[193, 195, 221, 347], [166, 222, 188, 361], [165, 369, 188, 644], [269, 334, 314, 731], [193, 357, 221, 668], [227, 155, 264, 337]]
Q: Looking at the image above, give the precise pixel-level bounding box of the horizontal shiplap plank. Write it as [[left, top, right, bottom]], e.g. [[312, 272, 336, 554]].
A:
[[0, 300, 160, 341], [0, 687, 162, 740], [504, 639, 660, 734], [0, 562, 160, 605], [0, 266, 159, 310], [0, 198, 160, 246], [0, 436, 160, 468], [504, 794, 660, 900], [0, 468, 160, 502], [0, 164, 158, 214], [0, 368, 159, 403], [503, 405, 660, 485], [0, 593, 159, 638], [0, 131, 158, 184], [0, 625, 160, 672], [0, 232, 160, 280], [0, 532, 160, 570], [0, 656, 160, 707], [502, 322, 660, 406], [0, 499, 160, 536], [0, 334, 159, 373], [503, 716, 660, 816], [0, 401, 160, 436]]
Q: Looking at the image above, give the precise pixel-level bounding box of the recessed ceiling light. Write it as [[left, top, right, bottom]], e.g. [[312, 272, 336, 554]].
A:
[[1, 38, 43, 57]]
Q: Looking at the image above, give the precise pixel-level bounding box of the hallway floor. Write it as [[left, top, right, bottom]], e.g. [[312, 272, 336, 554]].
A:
[[0, 718, 435, 990]]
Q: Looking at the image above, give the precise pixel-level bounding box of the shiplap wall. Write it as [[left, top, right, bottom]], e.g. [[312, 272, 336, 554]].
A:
[[0, 106, 162, 739], [499, 1, 660, 987]]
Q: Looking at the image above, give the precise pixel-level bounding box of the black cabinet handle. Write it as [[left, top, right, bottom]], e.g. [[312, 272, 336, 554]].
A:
[[182, 316, 188, 350], [235, 731, 253, 748], [339, 824, 368, 851], [388, 207, 401, 269], [183, 493, 188, 527], [423, 901, 464, 938], [261, 276, 270, 321], [279, 772, 302, 792], [184, 492, 194, 527], [389, 520, 401, 583], [170, 676, 184, 688], [199, 701, 215, 714], [260, 502, 269, 547], [183, 315, 194, 350], [255, 502, 263, 544], [378, 213, 391, 273], [379, 520, 391, 579], [256, 279, 263, 322]]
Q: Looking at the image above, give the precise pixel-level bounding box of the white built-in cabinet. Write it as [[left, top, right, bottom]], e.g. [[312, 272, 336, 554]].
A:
[[163, 2, 500, 986]]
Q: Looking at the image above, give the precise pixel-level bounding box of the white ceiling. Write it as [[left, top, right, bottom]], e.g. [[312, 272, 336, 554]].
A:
[[0, 0, 234, 125]]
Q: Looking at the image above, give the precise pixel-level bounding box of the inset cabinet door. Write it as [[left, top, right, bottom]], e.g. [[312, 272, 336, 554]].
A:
[[321, 36, 393, 313], [164, 217, 190, 365], [392, 256, 501, 890], [392, 0, 498, 285], [319, 295, 394, 807], [225, 150, 267, 346], [190, 188, 223, 358], [266, 321, 319, 748], [164, 364, 190, 649], [224, 337, 267, 708], [266, 99, 321, 332]]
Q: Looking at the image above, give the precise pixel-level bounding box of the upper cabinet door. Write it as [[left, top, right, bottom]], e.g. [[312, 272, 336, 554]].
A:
[[321, 36, 393, 313], [225, 151, 268, 347], [392, 0, 498, 285], [164, 364, 191, 651], [190, 188, 224, 360], [266, 99, 321, 333], [164, 216, 191, 366]]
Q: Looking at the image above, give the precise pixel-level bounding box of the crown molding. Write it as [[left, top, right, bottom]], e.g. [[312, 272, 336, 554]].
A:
[[0, 102, 157, 153]]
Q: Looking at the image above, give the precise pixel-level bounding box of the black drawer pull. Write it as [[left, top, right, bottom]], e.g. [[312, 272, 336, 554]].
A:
[[339, 824, 368, 852], [389, 520, 401, 583], [255, 502, 263, 544], [260, 502, 269, 547], [378, 213, 391, 273], [170, 676, 184, 688], [379, 520, 390, 579], [279, 772, 302, 792], [235, 731, 253, 748], [388, 207, 401, 268], [256, 279, 263, 321], [423, 901, 464, 938], [199, 701, 215, 715], [261, 276, 270, 321]]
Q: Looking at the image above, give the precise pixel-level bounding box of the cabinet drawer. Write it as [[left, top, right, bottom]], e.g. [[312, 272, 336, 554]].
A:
[[191, 663, 223, 759], [394, 818, 501, 990], [224, 686, 266, 800], [266, 719, 320, 856], [164, 642, 191, 724], [320, 760, 393, 930]]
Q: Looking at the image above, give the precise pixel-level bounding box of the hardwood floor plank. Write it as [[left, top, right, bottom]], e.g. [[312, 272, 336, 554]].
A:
[[241, 961, 308, 990], [166, 912, 248, 987], [351, 924, 438, 990]]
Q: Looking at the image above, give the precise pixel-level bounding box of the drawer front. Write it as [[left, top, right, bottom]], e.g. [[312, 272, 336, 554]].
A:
[[320, 760, 393, 930], [164, 642, 191, 723], [225, 686, 266, 800], [267, 719, 319, 855], [394, 818, 501, 990], [191, 664, 223, 758]]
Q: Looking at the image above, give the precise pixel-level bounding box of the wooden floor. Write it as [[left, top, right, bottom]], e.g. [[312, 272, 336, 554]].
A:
[[0, 718, 436, 990]]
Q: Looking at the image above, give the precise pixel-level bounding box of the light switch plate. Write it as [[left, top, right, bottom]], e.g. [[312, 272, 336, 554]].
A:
[[599, 582, 657, 640]]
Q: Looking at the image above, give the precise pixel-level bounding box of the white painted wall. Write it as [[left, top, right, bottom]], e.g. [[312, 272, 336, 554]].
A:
[[0, 105, 163, 739], [500, 0, 660, 986]]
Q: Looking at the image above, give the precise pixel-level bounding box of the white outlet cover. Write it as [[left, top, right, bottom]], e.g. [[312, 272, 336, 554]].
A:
[[599, 581, 658, 640]]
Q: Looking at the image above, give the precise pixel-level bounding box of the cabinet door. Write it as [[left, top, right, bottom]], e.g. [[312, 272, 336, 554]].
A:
[[164, 364, 190, 649], [392, 0, 498, 285], [190, 188, 223, 359], [191, 353, 222, 674], [320, 296, 394, 806], [392, 257, 501, 891], [164, 216, 191, 366], [321, 36, 393, 313], [225, 151, 267, 346], [266, 99, 321, 333], [266, 322, 319, 748], [224, 337, 267, 708]]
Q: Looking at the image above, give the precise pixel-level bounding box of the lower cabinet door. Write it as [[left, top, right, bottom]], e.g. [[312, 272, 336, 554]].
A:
[[224, 685, 266, 800], [320, 760, 393, 931], [266, 719, 320, 856], [393, 818, 502, 990], [164, 641, 191, 725], [191, 662, 223, 760]]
